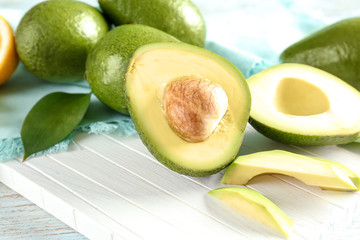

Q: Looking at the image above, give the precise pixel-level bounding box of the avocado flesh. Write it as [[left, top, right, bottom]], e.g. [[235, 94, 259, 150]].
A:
[[209, 187, 294, 238], [125, 42, 251, 176], [85, 24, 178, 114], [99, 0, 206, 47], [221, 150, 359, 191], [248, 63, 360, 146], [280, 17, 360, 91]]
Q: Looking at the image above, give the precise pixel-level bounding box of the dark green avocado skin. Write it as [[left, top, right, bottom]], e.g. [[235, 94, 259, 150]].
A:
[[98, 0, 206, 47], [280, 17, 360, 91], [249, 117, 360, 146]]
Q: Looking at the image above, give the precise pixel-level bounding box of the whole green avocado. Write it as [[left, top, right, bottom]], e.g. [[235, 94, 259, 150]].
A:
[[85, 24, 179, 114], [98, 0, 206, 47], [15, 0, 109, 83], [280, 17, 360, 91]]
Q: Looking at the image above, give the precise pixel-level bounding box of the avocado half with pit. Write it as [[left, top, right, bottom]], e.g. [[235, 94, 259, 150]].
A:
[[248, 63, 360, 146], [125, 42, 251, 176]]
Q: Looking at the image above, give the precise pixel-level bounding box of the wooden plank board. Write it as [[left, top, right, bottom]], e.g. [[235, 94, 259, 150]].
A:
[[101, 131, 360, 239], [1, 125, 360, 239], [0, 183, 86, 240]]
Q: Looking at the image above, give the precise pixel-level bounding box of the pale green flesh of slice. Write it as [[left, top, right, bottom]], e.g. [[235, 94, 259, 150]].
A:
[[209, 187, 294, 238], [222, 150, 359, 191]]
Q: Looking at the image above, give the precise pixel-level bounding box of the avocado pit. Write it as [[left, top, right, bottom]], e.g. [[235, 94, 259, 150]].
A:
[[163, 76, 228, 142]]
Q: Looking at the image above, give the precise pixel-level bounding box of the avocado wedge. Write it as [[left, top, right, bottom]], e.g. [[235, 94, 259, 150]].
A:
[[209, 187, 294, 238], [125, 42, 251, 176], [221, 150, 359, 191], [248, 63, 360, 146]]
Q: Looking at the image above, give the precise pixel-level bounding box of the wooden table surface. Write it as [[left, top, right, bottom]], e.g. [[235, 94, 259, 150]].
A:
[[0, 182, 86, 240]]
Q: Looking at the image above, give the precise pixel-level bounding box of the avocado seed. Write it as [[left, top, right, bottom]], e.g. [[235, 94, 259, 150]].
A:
[[163, 76, 228, 142]]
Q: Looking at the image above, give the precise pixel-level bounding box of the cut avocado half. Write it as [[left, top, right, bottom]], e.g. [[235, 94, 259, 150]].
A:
[[125, 42, 251, 176], [221, 150, 359, 191], [248, 63, 360, 146], [209, 187, 294, 238]]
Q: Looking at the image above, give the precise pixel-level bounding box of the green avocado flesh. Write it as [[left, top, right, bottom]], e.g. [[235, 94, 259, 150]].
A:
[[99, 0, 206, 47], [248, 63, 360, 146], [125, 42, 251, 176], [209, 187, 294, 238], [15, 0, 108, 83], [280, 17, 360, 91], [221, 150, 359, 191], [85, 24, 178, 114]]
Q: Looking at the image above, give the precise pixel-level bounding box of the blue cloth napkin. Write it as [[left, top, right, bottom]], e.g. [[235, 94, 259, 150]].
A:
[[1, 0, 359, 161]]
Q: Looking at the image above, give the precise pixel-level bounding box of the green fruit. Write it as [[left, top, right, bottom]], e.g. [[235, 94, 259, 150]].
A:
[[248, 63, 360, 146], [125, 42, 251, 176], [280, 17, 360, 91], [208, 187, 294, 238], [222, 150, 359, 191], [15, 0, 109, 83], [98, 0, 206, 47], [85, 24, 179, 114]]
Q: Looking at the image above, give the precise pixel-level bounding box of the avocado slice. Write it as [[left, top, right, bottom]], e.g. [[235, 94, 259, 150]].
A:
[[85, 24, 178, 114], [221, 150, 359, 191], [125, 42, 251, 176], [208, 187, 294, 238], [248, 63, 360, 146], [280, 17, 360, 91], [99, 0, 206, 47]]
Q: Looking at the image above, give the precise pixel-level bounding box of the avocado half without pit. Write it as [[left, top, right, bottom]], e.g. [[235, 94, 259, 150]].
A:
[[248, 63, 360, 146], [125, 42, 251, 176]]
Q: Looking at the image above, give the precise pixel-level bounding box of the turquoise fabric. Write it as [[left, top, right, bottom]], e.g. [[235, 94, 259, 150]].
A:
[[1, 0, 359, 161]]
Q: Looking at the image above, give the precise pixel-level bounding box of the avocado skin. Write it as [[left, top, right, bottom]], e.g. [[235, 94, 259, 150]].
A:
[[280, 17, 360, 91], [98, 0, 206, 47], [249, 117, 360, 146], [15, 0, 109, 83], [85, 24, 178, 114]]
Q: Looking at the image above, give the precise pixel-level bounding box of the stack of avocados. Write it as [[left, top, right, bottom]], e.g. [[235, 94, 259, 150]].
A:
[[13, 0, 360, 238]]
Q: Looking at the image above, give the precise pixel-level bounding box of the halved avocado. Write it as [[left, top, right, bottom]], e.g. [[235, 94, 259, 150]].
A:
[[125, 42, 251, 176], [248, 63, 360, 146]]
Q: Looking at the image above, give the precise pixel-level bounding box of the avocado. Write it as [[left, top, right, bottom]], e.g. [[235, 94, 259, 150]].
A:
[[280, 17, 360, 91], [222, 150, 359, 191], [124, 42, 251, 176], [98, 0, 206, 47], [15, 0, 109, 82], [85, 24, 179, 114], [248, 63, 360, 146], [208, 187, 294, 238]]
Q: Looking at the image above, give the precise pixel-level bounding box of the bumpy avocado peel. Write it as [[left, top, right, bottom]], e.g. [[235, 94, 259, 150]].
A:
[[85, 24, 179, 114], [15, 0, 109, 83], [280, 17, 360, 91], [98, 0, 206, 47]]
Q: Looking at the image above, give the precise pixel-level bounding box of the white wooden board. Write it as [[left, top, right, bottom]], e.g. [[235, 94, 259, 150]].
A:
[[1, 125, 360, 240]]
